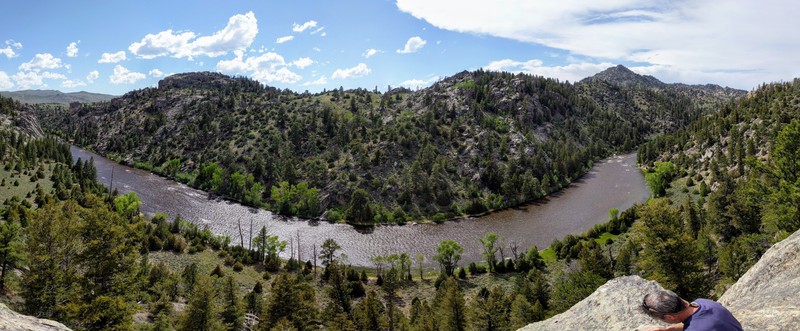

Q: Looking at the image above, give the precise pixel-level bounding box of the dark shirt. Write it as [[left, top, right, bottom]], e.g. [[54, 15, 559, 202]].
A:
[[683, 299, 743, 331]]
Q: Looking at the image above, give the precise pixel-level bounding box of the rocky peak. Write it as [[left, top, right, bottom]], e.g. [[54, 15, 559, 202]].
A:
[[580, 64, 664, 88], [157, 71, 238, 91]]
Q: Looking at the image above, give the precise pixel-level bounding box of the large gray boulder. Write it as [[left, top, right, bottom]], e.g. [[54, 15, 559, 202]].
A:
[[519, 276, 669, 331], [0, 303, 72, 331], [718, 229, 800, 330], [520, 228, 800, 330]]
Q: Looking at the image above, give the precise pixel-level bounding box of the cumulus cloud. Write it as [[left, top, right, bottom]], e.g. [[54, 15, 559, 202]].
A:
[[303, 76, 328, 86], [484, 59, 615, 82], [86, 70, 99, 83], [332, 63, 371, 80], [363, 49, 382, 58], [66, 41, 80, 57], [129, 11, 258, 59], [0, 72, 13, 89], [292, 20, 318, 32], [41, 72, 67, 80], [396, 0, 800, 88], [276, 36, 294, 44], [216, 51, 302, 84], [19, 53, 63, 72], [397, 36, 426, 54], [291, 57, 314, 69], [399, 76, 441, 89], [98, 51, 127, 63], [62, 79, 86, 88], [149, 69, 164, 78], [12, 71, 45, 89], [1, 40, 23, 58], [110, 65, 146, 84]]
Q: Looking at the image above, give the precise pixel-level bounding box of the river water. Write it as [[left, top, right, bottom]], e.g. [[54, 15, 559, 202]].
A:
[[71, 146, 650, 266]]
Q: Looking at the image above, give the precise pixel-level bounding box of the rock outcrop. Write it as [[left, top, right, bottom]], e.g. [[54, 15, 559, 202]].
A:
[[718, 229, 800, 330], [0, 303, 72, 331], [519, 276, 669, 331], [521, 228, 800, 330]]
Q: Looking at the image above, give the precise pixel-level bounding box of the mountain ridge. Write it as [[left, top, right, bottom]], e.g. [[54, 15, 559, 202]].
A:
[[0, 89, 116, 105], [36, 66, 744, 222]]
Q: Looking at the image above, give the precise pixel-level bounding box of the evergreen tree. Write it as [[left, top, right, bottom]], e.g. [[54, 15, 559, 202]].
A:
[[179, 275, 223, 331], [634, 198, 709, 299], [221, 276, 245, 330], [434, 277, 466, 331]]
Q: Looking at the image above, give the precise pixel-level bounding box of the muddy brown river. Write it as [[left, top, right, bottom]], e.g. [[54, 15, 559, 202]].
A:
[[71, 146, 649, 266]]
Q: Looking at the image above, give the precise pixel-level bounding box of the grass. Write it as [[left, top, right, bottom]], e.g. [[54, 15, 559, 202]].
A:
[[0, 162, 55, 206], [666, 176, 702, 205]]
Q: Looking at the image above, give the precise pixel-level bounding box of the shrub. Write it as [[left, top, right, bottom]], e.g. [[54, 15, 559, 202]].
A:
[[233, 261, 244, 272]]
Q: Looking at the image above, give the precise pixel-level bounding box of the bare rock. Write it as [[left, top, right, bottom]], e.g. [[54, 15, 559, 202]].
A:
[[718, 229, 800, 330], [519, 276, 670, 331], [0, 303, 72, 331]]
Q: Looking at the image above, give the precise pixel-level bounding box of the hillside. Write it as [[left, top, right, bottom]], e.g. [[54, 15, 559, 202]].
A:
[[37, 67, 743, 223], [0, 90, 115, 105], [522, 227, 800, 330]]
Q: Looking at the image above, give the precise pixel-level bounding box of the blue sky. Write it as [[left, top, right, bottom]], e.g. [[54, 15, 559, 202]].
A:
[[1, 0, 798, 95]]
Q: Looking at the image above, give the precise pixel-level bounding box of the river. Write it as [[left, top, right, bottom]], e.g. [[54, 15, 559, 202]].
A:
[[71, 146, 650, 266]]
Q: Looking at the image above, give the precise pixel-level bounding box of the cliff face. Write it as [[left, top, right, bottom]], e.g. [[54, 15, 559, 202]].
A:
[[0, 303, 72, 331], [522, 228, 800, 330]]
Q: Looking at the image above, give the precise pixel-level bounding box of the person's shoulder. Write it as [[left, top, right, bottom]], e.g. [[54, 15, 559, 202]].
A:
[[693, 298, 721, 307]]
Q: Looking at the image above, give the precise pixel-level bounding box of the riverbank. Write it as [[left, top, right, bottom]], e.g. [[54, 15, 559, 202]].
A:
[[71, 146, 649, 266]]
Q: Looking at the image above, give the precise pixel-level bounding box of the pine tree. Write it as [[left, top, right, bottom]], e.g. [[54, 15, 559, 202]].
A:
[[221, 276, 244, 330], [509, 294, 534, 330], [179, 275, 223, 331], [434, 277, 466, 331]]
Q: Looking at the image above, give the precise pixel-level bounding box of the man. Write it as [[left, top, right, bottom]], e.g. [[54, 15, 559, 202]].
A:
[[641, 290, 743, 331]]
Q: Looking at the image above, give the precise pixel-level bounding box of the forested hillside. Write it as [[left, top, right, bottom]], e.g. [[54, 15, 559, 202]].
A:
[[38, 67, 742, 224], [633, 79, 800, 296]]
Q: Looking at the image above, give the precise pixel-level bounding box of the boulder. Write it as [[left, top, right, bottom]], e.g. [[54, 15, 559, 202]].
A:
[[0, 303, 72, 331], [718, 230, 800, 330]]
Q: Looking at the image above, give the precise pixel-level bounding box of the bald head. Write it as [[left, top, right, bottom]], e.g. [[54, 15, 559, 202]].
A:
[[642, 290, 686, 319]]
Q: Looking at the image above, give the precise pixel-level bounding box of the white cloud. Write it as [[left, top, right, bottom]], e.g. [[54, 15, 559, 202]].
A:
[[129, 11, 258, 59], [332, 63, 371, 80], [396, 0, 800, 89], [399, 76, 441, 89], [66, 41, 80, 57], [1, 40, 22, 58], [252, 67, 302, 84], [397, 36, 427, 54], [98, 51, 127, 63], [62, 79, 86, 88], [12, 71, 45, 89], [0, 72, 13, 89], [18, 53, 63, 72], [292, 20, 318, 33], [291, 57, 314, 69], [276, 36, 294, 44], [110, 65, 146, 84], [86, 70, 99, 83], [41, 72, 67, 80], [313, 47, 321, 52], [484, 59, 615, 83], [311, 27, 326, 35], [149, 69, 164, 78], [363, 49, 383, 58], [216, 51, 302, 84], [303, 76, 328, 86]]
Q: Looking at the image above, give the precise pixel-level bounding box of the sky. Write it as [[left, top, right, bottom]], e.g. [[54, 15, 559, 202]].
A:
[[1, 0, 798, 95]]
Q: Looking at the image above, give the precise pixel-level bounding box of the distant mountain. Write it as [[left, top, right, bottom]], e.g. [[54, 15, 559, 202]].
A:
[[580, 64, 665, 88], [581, 65, 745, 100], [0, 90, 115, 104]]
